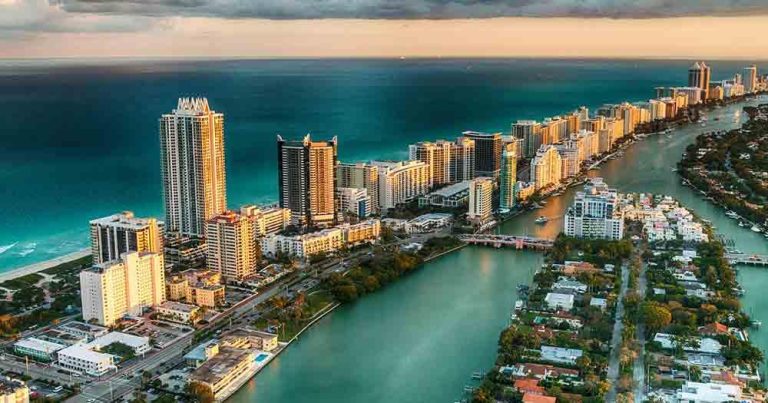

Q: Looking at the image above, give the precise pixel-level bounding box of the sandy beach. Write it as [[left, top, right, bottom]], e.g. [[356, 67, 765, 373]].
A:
[[0, 249, 90, 283]]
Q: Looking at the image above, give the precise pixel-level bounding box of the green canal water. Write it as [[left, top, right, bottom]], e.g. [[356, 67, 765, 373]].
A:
[[233, 98, 768, 402]]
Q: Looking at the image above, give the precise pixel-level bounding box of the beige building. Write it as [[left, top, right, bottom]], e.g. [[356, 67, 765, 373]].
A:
[[160, 97, 227, 237], [240, 206, 291, 237], [89, 212, 163, 265], [408, 138, 475, 186], [80, 252, 166, 326], [372, 160, 431, 210], [167, 270, 226, 308], [188, 347, 255, 401], [261, 228, 344, 259], [336, 162, 380, 214], [277, 135, 337, 227], [530, 145, 563, 191], [468, 177, 494, 224], [166, 275, 188, 301], [339, 219, 381, 245], [206, 211, 260, 282]]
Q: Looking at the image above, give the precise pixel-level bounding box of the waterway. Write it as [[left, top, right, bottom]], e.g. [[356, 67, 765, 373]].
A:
[[235, 98, 768, 401]]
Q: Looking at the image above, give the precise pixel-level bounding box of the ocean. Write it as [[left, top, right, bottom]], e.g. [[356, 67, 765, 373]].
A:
[[0, 58, 758, 270]]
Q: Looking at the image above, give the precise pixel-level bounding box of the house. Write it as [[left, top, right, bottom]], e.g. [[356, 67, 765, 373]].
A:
[[523, 394, 556, 403], [589, 297, 608, 310], [514, 379, 545, 395], [553, 278, 588, 294], [501, 363, 580, 381], [540, 346, 583, 365], [698, 322, 729, 337], [653, 333, 722, 355], [676, 381, 742, 403], [544, 293, 574, 311]]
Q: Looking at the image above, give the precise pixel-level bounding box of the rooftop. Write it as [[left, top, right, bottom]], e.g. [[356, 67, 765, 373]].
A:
[[89, 211, 161, 230], [58, 344, 114, 363], [189, 347, 253, 386], [88, 332, 150, 350], [14, 337, 66, 353], [158, 301, 200, 313]]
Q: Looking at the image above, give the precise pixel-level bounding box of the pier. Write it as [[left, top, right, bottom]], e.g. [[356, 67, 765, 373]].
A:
[[726, 254, 768, 266], [457, 234, 554, 250]]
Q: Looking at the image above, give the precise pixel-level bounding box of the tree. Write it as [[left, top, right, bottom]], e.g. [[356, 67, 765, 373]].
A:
[[641, 302, 672, 333], [188, 382, 215, 403]]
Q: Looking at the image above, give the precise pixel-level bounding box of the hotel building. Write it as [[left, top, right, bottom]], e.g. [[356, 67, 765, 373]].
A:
[[468, 178, 494, 224], [160, 97, 227, 237], [688, 62, 711, 100], [499, 142, 518, 210], [336, 187, 372, 219], [277, 135, 337, 227], [462, 131, 502, 178], [80, 252, 166, 326], [564, 178, 624, 240], [89, 211, 163, 265], [371, 160, 431, 210], [530, 145, 562, 191], [239, 205, 292, 237], [512, 120, 542, 159], [744, 65, 758, 94], [206, 211, 259, 282]]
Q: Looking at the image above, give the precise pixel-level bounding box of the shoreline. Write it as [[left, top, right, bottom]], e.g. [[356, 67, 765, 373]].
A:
[[0, 248, 90, 283]]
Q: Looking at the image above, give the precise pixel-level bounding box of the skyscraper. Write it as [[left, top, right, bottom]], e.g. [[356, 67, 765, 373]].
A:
[[160, 97, 227, 237], [80, 251, 166, 326], [336, 162, 380, 214], [499, 142, 518, 210], [468, 177, 494, 224], [206, 211, 259, 282], [530, 145, 562, 191], [277, 134, 337, 226], [744, 65, 758, 94], [564, 178, 624, 240], [688, 62, 711, 100], [512, 120, 542, 159], [89, 211, 163, 265], [462, 131, 502, 178], [408, 138, 475, 186]]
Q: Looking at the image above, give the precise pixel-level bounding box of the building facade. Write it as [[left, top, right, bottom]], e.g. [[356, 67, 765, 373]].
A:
[[468, 177, 494, 224], [372, 160, 431, 210], [89, 212, 163, 265], [688, 61, 711, 100], [277, 135, 337, 227], [462, 131, 502, 178], [336, 162, 380, 214], [80, 252, 166, 326], [530, 145, 562, 191], [159, 97, 227, 237], [206, 211, 259, 282]]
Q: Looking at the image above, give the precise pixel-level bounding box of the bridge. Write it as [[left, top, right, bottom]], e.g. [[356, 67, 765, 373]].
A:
[[457, 234, 555, 250], [726, 254, 768, 266]]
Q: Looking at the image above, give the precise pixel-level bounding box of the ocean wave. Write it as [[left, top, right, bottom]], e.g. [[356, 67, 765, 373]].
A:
[[0, 243, 17, 255]]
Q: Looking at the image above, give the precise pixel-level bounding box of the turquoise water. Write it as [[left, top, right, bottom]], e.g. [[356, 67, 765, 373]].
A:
[[234, 99, 768, 401], [0, 58, 761, 270]]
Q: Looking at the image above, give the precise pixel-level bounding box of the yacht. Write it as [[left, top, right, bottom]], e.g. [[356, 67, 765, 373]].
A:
[[725, 211, 740, 219], [535, 216, 549, 224], [751, 225, 762, 233]]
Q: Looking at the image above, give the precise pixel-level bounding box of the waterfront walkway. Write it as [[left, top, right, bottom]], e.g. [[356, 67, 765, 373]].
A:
[[456, 234, 554, 250]]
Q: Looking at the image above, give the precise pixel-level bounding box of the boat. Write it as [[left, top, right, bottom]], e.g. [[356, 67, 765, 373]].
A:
[[752, 320, 762, 328], [535, 216, 549, 224], [514, 300, 525, 310], [739, 222, 748, 228], [726, 211, 740, 219], [752, 225, 763, 233]]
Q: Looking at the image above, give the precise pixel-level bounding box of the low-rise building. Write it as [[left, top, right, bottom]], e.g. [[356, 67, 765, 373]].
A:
[[261, 228, 344, 259], [88, 332, 151, 356], [339, 219, 381, 246], [155, 301, 201, 324], [57, 345, 115, 376], [188, 347, 256, 402], [539, 346, 583, 365], [544, 293, 575, 311], [57, 321, 109, 341], [407, 213, 453, 233], [184, 339, 220, 368], [676, 381, 742, 402], [13, 338, 65, 362], [418, 181, 471, 208]]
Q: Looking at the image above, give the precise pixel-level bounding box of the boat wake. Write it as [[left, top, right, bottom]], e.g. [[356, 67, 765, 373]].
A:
[[0, 243, 17, 255]]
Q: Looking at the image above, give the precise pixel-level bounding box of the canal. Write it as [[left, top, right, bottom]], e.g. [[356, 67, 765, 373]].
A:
[[233, 99, 768, 402]]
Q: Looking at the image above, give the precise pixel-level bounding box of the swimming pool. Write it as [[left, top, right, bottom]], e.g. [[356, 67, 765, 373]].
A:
[[255, 353, 269, 363]]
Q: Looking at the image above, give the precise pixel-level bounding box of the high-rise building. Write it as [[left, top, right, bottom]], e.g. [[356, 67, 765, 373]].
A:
[[371, 160, 431, 210], [744, 65, 758, 94], [499, 142, 518, 210], [206, 211, 259, 282], [160, 98, 227, 237], [688, 62, 711, 100], [468, 177, 494, 224], [462, 131, 502, 178], [512, 120, 542, 159], [80, 252, 166, 326], [564, 178, 624, 240], [530, 145, 562, 191], [409, 138, 475, 186], [336, 162, 380, 214], [89, 212, 163, 265], [277, 135, 337, 227]]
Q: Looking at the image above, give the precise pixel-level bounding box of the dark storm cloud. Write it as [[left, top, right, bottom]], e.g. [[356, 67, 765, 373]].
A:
[[48, 0, 768, 19]]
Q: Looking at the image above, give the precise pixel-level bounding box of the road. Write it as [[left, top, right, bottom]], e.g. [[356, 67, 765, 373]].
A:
[[633, 258, 649, 403], [605, 262, 630, 402]]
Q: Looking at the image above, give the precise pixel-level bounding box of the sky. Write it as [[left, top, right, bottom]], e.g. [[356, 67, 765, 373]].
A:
[[1, 0, 768, 59]]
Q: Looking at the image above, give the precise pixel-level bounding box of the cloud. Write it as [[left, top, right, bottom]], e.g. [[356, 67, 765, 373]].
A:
[[50, 0, 768, 19], [0, 0, 160, 34]]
